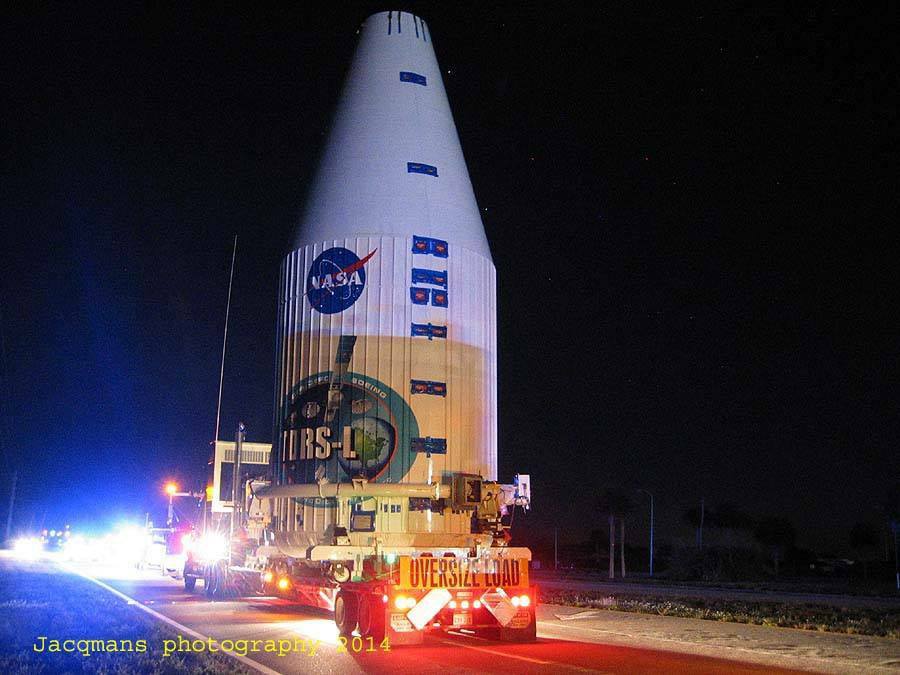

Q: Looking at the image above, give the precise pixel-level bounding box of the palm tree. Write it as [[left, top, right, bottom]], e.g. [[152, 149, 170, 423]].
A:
[[598, 489, 633, 579], [849, 521, 879, 580], [753, 517, 796, 578]]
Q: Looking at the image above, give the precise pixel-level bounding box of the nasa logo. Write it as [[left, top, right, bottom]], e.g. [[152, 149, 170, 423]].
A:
[[306, 247, 377, 314]]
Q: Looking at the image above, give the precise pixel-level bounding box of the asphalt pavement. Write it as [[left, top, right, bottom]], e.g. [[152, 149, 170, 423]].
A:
[[69, 562, 810, 674], [6, 555, 897, 674]]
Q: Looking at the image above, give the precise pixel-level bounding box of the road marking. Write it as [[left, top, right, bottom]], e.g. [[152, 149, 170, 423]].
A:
[[61, 563, 282, 675], [539, 620, 640, 641], [437, 638, 551, 664], [436, 638, 610, 673], [556, 610, 604, 621]]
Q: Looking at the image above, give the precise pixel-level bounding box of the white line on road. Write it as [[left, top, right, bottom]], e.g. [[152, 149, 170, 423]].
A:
[[61, 563, 282, 675], [437, 637, 611, 674], [437, 638, 551, 664], [555, 611, 604, 621]]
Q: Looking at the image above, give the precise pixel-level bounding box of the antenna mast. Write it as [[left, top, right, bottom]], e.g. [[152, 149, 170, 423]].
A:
[[214, 235, 237, 450]]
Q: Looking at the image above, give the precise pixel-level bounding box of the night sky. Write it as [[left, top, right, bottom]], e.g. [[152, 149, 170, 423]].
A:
[[1, 3, 895, 551]]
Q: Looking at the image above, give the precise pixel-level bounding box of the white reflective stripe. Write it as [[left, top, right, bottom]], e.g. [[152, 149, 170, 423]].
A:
[[480, 589, 517, 627], [406, 588, 451, 630]]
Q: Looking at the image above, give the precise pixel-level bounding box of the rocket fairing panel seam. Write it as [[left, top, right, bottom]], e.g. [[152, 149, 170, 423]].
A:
[[445, 245, 453, 476], [490, 265, 498, 479], [446, 237, 453, 476], [402, 237, 412, 484]]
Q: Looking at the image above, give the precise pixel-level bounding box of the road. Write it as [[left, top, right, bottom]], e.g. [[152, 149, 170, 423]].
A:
[[57, 562, 823, 674], [6, 556, 898, 673]]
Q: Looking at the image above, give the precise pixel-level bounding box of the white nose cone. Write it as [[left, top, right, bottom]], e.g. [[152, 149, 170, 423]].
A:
[[295, 10, 491, 258], [274, 12, 497, 545]]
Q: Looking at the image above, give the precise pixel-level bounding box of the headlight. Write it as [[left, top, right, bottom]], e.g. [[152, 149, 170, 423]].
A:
[[13, 537, 41, 558], [197, 533, 228, 561]]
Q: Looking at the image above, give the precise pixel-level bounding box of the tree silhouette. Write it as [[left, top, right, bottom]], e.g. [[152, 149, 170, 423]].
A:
[[710, 502, 754, 531], [753, 517, 796, 578], [849, 521, 880, 580], [598, 489, 633, 578]]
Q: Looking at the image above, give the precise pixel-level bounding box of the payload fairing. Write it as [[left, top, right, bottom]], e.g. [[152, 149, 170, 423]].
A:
[[271, 11, 497, 548]]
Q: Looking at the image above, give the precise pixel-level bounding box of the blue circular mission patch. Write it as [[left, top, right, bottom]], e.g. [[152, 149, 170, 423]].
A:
[[305, 247, 375, 314], [280, 370, 420, 508]]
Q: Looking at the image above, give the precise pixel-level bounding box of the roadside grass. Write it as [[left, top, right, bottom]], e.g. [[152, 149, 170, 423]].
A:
[[543, 588, 900, 638], [535, 569, 900, 598], [0, 558, 251, 674]]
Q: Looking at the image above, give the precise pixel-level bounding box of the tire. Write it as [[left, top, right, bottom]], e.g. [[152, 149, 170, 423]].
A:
[[357, 594, 385, 641], [203, 565, 214, 598], [334, 591, 358, 636], [184, 576, 197, 591], [204, 561, 226, 599]]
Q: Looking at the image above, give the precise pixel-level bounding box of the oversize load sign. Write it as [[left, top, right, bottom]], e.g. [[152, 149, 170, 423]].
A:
[[399, 557, 529, 590]]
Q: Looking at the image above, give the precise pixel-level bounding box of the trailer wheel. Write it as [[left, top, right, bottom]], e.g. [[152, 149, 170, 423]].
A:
[[204, 561, 227, 599], [334, 591, 358, 636], [357, 594, 385, 641], [184, 576, 196, 591], [203, 565, 214, 598]]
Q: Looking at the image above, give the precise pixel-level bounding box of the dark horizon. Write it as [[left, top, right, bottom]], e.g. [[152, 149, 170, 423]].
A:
[[1, 3, 895, 553]]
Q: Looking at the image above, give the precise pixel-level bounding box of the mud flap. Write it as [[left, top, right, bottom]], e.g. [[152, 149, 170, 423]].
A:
[[386, 611, 424, 645]]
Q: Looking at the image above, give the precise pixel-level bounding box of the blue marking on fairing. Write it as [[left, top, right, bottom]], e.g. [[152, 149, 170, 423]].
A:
[[411, 235, 449, 257], [387, 11, 392, 35], [431, 289, 448, 308], [407, 162, 438, 177], [400, 71, 427, 86], [410, 380, 447, 397], [410, 287, 429, 305], [412, 268, 447, 288], [411, 322, 447, 340]]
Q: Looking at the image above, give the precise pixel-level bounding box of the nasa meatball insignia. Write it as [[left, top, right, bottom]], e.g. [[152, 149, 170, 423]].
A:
[[305, 247, 376, 314]]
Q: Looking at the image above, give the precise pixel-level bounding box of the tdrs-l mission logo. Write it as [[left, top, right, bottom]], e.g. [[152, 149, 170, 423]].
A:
[[305, 247, 376, 314]]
